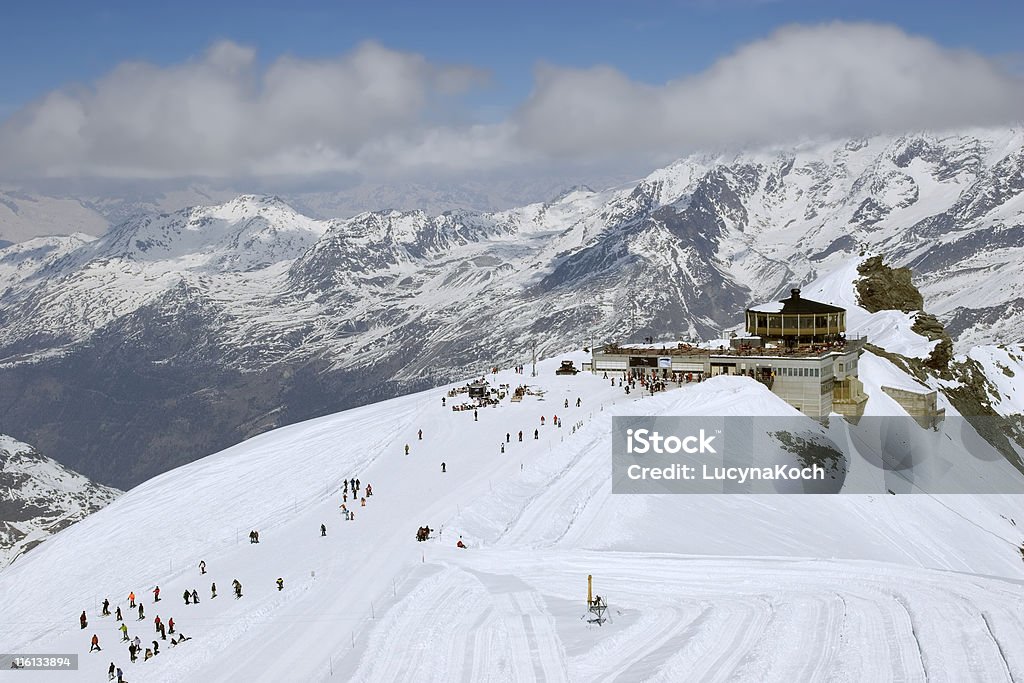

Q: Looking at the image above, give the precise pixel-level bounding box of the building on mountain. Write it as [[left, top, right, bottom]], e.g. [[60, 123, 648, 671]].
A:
[[591, 289, 868, 419], [467, 381, 490, 399], [745, 289, 846, 346]]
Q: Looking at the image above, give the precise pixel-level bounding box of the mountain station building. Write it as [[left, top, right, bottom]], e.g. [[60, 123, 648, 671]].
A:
[[591, 289, 868, 418]]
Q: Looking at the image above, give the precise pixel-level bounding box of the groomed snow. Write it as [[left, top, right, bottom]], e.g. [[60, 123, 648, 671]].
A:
[[1, 355, 1023, 681]]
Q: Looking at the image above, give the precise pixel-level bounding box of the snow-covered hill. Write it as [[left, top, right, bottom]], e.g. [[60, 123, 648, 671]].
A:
[[0, 435, 119, 569], [3, 128, 1024, 490], [2, 352, 1023, 681]]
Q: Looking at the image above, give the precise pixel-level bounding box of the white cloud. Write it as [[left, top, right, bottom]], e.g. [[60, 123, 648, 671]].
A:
[[2, 23, 1023, 181], [514, 23, 1024, 160], [0, 40, 493, 179]]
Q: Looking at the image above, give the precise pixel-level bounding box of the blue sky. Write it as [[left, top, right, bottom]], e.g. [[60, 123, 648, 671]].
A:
[[3, 0, 1021, 118], [1, 1, 1023, 182]]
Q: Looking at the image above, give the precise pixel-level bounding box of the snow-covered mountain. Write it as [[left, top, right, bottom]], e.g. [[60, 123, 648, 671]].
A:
[[0, 434, 119, 568], [3, 128, 1024, 489], [1, 342, 1023, 680], [0, 189, 108, 244]]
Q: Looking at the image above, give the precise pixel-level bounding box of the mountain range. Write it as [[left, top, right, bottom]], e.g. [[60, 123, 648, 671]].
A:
[[2, 127, 1023, 488]]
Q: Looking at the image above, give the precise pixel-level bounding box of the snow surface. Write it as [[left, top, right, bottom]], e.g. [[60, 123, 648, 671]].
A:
[[2, 355, 1024, 681]]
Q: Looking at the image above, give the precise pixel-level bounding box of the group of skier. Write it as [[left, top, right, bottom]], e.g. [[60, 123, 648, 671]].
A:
[[339, 475, 371, 521], [81, 556, 251, 676]]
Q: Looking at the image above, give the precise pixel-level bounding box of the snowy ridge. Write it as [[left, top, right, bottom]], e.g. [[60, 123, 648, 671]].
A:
[[0, 434, 119, 568], [1, 355, 1024, 680]]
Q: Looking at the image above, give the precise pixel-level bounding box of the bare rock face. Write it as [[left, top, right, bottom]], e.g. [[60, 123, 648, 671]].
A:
[[856, 256, 924, 313]]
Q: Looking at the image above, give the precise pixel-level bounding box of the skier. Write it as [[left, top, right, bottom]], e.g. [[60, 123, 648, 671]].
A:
[[456, 536, 466, 549], [534, 429, 539, 439], [199, 560, 206, 575], [115, 606, 122, 621], [360, 497, 366, 507], [577, 397, 581, 407], [441, 462, 446, 473], [80, 610, 88, 629], [158, 622, 166, 641], [108, 662, 115, 680], [153, 615, 161, 633], [356, 478, 360, 491], [183, 590, 191, 605], [152, 640, 159, 656], [144, 648, 153, 662], [133, 635, 141, 652], [191, 589, 199, 604], [474, 409, 478, 421], [500, 443, 505, 454], [506, 432, 510, 443], [233, 579, 242, 598], [321, 523, 327, 536], [129, 643, 137, 663], [441, 396, 446, 407], [366, 484, 372, 496], [404, 444, 410, 455], [90, 634, 101, 652], [276, 578, 284, 591], [565, 398, 569, 408], [116, 666, 124, 683], [120, 622, 129, 641], [518, 430, 523, 442], [128, 592, 135, 608], [418, 429, 423, 440], [541, 416, 545, 426], [211, 582, 217, 599], [153, 586, 160, 602], [137, 604, 144, 620], [102, 598, 110, 616], [168, 617, 175, 634]]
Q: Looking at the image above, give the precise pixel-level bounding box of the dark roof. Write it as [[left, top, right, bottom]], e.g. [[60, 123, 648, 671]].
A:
[[757, 288, 845, 314]]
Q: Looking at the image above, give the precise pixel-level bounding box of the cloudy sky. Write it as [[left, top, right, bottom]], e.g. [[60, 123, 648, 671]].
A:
[[1, 0, 1023, 184]]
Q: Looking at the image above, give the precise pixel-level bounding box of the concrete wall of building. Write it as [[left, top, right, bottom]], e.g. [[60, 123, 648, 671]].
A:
[[880, 386, 945, 428]]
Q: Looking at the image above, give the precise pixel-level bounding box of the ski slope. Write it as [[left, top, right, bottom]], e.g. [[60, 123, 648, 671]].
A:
[[2, 355, 1024, 682]]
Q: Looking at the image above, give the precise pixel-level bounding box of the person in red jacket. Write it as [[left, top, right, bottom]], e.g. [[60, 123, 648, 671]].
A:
[[128, 592, 135, 608], [153, 586, 160, 602], [80, 611, 87, 629], [89, 634, 101, 652], [168, 617, 175, 634]]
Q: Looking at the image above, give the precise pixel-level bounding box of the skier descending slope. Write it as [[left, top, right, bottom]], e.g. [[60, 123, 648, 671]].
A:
[[233, 579, 242, 598]]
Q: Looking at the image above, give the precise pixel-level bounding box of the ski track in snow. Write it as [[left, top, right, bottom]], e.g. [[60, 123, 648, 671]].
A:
[[1, 357, 1024, 681]]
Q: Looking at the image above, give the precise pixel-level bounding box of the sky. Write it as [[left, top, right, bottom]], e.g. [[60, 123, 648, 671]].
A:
[[1, 0, 1023, 186]]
